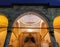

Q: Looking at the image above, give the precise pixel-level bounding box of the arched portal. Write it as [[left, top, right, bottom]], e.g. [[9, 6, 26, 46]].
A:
[[0, 14, 8, 47], [9, 12, 52, 47], [53, 16, 60, 47]]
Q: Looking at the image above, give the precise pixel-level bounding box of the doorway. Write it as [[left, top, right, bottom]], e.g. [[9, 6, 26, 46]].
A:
[[9, 12, 52, 47]]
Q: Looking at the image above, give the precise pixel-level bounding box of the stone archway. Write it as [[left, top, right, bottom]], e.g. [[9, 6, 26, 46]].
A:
[[9, 12, 52, 47]]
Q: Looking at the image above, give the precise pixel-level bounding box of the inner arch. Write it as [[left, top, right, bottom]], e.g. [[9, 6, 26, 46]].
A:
[[13, 12, 48, 29]]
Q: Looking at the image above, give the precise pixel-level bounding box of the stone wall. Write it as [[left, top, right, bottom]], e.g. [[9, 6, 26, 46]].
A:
[[2, 6, 60, 47]]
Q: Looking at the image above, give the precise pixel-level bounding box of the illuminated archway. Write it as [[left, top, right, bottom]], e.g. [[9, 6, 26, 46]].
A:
[[0, 14, 8, 47], [9, 12, 52, 47], [53, 16, 60, 47]]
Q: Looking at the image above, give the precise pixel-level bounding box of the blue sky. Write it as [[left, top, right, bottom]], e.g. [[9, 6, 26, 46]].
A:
[[0, 0, 60, 6]]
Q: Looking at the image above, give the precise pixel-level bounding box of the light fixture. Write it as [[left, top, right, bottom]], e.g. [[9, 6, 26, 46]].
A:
[[26, 29, 34, 32]]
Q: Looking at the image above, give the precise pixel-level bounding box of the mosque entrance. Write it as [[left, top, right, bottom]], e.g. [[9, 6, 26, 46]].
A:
[[9, 12, 52, 47]]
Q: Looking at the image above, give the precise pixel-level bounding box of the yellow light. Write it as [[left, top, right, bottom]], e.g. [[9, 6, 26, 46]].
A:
[[26, 29, 34, 32], [53, 16, 60, 28], [0, 14, 8, 27], [0, 14, 8, 31]]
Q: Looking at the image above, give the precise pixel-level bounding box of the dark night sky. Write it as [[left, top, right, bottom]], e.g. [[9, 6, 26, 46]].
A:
[[0, 0, 60, 6]]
